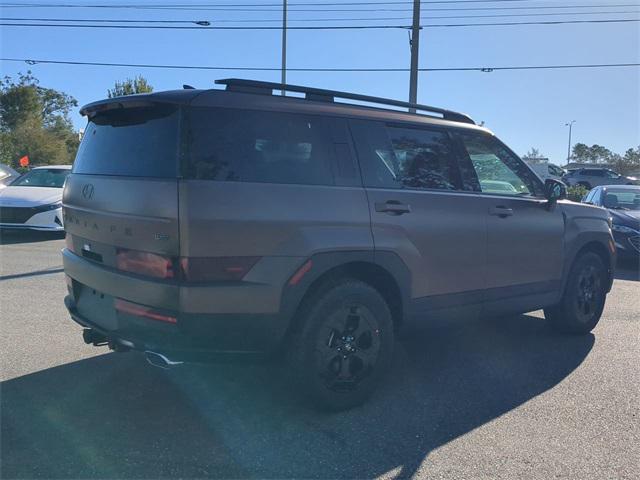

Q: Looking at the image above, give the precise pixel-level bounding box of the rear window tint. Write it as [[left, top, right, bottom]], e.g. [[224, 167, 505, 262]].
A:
[[350, 120, 460, 191], [73, 105, 180, 177], [385, 126, 459, 190], [185, 107, 335, 185]]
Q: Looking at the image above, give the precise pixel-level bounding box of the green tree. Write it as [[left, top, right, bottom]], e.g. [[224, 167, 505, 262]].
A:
[[566, 184, 589, 202], [108, 76, 154, 98], [570, 143, 614, 164], [0, 72, 79, 167], [610, 146, 640, 176], [522, 148, 543, 161]]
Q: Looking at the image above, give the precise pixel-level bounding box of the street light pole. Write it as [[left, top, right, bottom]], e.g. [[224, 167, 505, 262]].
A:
[[565, 120, 576, 165], [408, 0, 421, 112], [281, 0, 287, 95]]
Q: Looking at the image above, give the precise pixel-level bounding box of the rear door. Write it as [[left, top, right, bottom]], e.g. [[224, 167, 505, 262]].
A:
[[350, 119, 488, 312], [453, 131, 565, 301], [178, 105, 372, 314], [582, 169, 605, 187], [64, 102, 181, 267]]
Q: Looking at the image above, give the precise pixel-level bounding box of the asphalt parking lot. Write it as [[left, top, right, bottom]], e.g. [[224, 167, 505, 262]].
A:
[[1, 231, 638, 479]]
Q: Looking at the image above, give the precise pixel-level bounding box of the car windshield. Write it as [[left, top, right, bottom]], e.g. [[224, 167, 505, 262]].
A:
[[12, 168, 70, 188], [0, 164, 17, 180], [602, 188, 640, 211]]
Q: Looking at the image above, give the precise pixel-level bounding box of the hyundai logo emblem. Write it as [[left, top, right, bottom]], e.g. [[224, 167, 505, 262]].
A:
[[81, 183, 94, 199]]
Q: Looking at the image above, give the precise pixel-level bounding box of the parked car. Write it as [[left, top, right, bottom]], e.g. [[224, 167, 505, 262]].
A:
[[0, 164, 19, 189], [528, 163, 566, 182], [583, 185, 640, 259], [0, 165, 71, 231], [562, 167, 639, 189], [62, 79, 615, 410]]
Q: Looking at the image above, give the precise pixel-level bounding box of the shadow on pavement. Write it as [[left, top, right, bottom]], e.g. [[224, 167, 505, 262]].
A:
[[0, 230, 65, 245], [1, 314, 593, 479], [615, 258, 639, 281], [0, 266, 64, 282]]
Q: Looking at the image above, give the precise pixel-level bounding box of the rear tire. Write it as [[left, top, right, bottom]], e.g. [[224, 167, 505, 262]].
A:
[[288, 280, 394, 411], [544, 252, 608, 334]]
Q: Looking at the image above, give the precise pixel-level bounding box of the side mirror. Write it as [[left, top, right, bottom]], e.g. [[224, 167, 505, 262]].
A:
[[544, 178, 567, 205]]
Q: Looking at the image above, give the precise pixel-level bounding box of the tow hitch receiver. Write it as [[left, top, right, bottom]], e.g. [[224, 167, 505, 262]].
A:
[[82, 328, 108, 346]]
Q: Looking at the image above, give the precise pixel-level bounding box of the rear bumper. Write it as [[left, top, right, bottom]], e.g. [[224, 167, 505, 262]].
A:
[[64, 295, 280, 361], [62, 248, 302, 356]]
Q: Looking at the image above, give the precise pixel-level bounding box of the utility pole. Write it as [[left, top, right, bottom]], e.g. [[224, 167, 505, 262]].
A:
[[565, 120, 576, 165], [281, 0, 287, 95], [408, 0, 421, 112]]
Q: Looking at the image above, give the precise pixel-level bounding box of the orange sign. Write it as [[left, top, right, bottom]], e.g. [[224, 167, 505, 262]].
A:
[[19, 155, 29, 167]]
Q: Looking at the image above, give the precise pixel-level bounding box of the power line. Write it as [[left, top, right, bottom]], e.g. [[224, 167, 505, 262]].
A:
[[0, 1, 552, 8], [3, 10, 638, 24], [2, 2, 637, 12], [188, 10, 640, 22], [216, 10, 640, 22], [0, 17, 214, 24], [1, 57, 639, 72], [1, 18, 638, 29]]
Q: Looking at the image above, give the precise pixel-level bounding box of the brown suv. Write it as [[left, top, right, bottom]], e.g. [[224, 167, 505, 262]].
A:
[[63, 79, 615, 410]]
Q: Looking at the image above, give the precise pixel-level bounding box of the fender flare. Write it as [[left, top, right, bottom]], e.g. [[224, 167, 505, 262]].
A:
[[279, 250, 412, 327], [560, 233, 615, 295]]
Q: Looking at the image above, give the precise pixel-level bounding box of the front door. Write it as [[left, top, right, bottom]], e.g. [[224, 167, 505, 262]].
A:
[[453, 131, 565, 299]]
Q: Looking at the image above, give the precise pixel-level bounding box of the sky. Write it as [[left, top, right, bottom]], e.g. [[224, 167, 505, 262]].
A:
[[1, 0, 639, 165]]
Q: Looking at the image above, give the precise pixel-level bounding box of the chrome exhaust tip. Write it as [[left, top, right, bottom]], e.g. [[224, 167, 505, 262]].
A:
[[144, 351, 183, 369]]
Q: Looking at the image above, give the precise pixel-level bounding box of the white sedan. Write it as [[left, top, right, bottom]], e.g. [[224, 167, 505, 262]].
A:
[[0, 165, 71, 231]]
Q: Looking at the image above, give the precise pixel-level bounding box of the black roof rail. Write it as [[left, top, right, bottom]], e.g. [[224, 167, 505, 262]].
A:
[[214, 78, 475, 125]]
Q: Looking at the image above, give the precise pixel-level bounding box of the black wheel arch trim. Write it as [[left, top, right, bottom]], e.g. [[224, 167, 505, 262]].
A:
[[279, 250, 411, 330], [562, 233, 615, 294]]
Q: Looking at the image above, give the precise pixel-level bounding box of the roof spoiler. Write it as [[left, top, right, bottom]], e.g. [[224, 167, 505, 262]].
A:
[[80, 99, 160, 119]]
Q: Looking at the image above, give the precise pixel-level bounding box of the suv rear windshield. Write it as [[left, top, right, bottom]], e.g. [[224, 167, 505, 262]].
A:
[[73, 104, 180, 178]]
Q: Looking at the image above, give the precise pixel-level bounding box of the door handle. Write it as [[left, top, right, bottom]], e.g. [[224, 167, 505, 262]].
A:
[[489, 206, 514, 218], [375, 201, 411, 215]]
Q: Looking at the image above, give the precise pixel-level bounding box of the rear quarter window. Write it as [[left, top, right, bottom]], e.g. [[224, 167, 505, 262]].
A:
[[185, 107, 336, 186], [73, 104, 180, 178]]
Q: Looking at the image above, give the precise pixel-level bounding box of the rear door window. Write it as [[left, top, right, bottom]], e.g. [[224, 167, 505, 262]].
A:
[[592, 189, 603, 205], [350, 120, 460, 191], [74, 104, 180, 178], [185, 108, 335, 186]]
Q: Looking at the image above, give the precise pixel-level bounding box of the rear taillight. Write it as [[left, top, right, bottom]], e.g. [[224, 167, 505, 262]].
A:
[[115, 298, 177, 324], [116, 248, 175, 279], [180, 256, 260, 282], [114, 248, 259, 283]]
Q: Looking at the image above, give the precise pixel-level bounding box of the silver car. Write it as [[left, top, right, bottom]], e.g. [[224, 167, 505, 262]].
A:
[[563, 168, 639, 189]]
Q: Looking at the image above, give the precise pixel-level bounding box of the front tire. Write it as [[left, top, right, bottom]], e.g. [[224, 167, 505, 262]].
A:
[[544, 252, 608, 334], [288, 280, 394, 411]]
